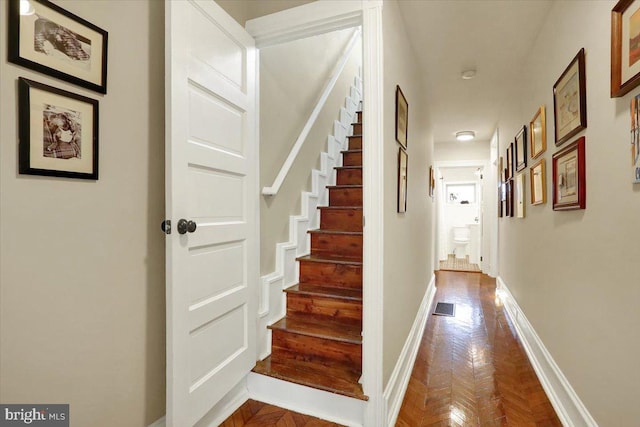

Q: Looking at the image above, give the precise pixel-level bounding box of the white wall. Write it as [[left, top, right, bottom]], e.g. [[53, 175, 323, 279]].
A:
[[497, 1, 640, 425], [218, 0, 315, 27], [382, 0, 434, 387], [434, 140, 490, 161], [259, 29, 361, 274], [0, 2, 166, 426]]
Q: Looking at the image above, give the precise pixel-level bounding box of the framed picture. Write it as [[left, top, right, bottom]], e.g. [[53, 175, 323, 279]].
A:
[[552, 137, 586, 210], [530, 106, 546, 159], [19, 77, 99, 180], [530, 159, 547, 206], [612, 0, 640, 97], [398, 147, 408, 213], [515, 173, 526, 218], [515, 126, 527, 172], [553, 48, 586, 146], [8, 0, 108, 94], [428, 165, 435, 197], [395, 85, 408, 149], [506, 179, 514, 217], [630, 93, 640, 182], [506, 143, 514, 179]]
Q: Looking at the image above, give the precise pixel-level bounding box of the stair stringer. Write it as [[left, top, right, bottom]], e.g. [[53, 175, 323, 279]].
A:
[[258, 78, 362, 360]]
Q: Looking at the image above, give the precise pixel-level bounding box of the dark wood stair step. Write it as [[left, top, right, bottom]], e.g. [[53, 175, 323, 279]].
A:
[[297, 255, 362, 289], [268, 317, 361, 344], [336, 166, 362, 185], [285, 283, 362, 326], [318, 206, 362, 231], [341, 149, 362, 167], [347, 134, 362, 150], [253, 356, 368, 401], [309, 229, 362, 260], [328, 185, 362, 207], [356, 111, 362, 123]]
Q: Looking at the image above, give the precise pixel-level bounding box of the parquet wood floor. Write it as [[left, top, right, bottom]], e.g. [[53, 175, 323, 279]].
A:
[[219, 399, 343, 427], [396, 271, 562, 426]]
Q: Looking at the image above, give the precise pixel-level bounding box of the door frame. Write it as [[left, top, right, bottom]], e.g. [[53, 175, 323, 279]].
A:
[[246, 1, 385, 424]]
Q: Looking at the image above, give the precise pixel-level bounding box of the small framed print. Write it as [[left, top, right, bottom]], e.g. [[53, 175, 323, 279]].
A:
[[19, 78, 99, 180], [395, 85, 408, 149], [552, 137, 586, 211], [631, 94, 640, 182], [515, 126, 527, 172], [8, 0, 108, 93], [506, 179, 514, 217], [553, 48, 587, 146], [612, 0, 640, 97], [530, 159, 547, 206], [398, 147, 408, 213], [530, 106, 546, 159], [515, 173, 525, 218], [428, 165, 435, 197], [506, 143, 514, 179]]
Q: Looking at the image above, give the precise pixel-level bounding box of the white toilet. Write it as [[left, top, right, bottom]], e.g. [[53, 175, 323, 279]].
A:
[[452, 226, 471, 260]]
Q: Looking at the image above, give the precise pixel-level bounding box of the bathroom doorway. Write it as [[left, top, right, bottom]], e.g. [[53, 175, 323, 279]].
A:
[[435, 162, 489, 273]]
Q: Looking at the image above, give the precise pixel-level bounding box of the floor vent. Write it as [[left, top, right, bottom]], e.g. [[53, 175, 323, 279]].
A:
[[433, 302, 455, 316]]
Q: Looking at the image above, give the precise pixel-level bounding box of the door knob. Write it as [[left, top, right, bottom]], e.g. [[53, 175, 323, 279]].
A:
[[177, 219, 197, 235], [161, 220, 171, 234]]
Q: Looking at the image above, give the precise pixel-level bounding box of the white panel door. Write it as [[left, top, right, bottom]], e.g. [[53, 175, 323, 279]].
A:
[[165, 1, 258, 425]]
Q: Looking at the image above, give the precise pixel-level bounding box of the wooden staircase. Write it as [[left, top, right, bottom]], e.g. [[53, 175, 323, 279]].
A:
[[253, 111, 367, 401]]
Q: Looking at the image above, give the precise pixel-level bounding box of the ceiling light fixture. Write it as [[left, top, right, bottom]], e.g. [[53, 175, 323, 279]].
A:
[[456, 131, 475, 141], [461, 69, 477, 80], [20, 0, 35, 15]]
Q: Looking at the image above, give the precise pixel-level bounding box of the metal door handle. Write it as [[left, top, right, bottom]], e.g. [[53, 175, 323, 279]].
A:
[[177, 219, 197, 235], [161, 220, 171, 234]]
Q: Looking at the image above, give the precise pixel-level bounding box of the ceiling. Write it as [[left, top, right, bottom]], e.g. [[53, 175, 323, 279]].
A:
[[397, 0, 554, 144]]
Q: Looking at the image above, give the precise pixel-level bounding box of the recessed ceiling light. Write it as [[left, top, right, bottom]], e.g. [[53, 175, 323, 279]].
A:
[[461, 69, 477, 80], [456, 131, 475, 141]]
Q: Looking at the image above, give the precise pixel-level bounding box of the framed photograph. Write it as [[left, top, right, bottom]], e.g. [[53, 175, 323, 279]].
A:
[[530, 159, 547, 206], [553, 48, 586, 146], [552, 137, 586, 210], [506, 179, 514, 217], [515, 126, 527, 172], [530, 106, 546, 159], [630, 93, 640, 182], [506, 143, 514, 179], [398, 147, 408, 213], [19, 78, 99, 180], [8, 0, 108, 94], [428, 165, 435, 197], [395, 85, 408, 149], [612, 0, 640, 97], [515, 173, 525, 218]]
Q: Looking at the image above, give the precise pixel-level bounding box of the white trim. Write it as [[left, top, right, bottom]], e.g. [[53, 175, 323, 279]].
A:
[[247, 372, 366, 426], [384, 274, 436, 427], [361, 1, 385, 425], [257, 83, 362, 359], [147, 416, 166, 427], [262, 28, 361, 196], [246, 1, 364, 48], [496, 277, 599, 427]]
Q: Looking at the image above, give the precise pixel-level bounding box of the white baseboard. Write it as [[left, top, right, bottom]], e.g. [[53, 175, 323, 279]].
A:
[[247, 371, 366, 426], [496, 277, 598, 427], [147, 416, 165, 427], [383, 274, 436, 426]]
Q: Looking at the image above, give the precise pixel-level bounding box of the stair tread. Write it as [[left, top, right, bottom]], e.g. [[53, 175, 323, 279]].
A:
[[308, 229, 362, 236], [253, 356, 368, 401], [341, 149, 362, 153], [348, 134, 362, 138], [285, 283, 362, 301], [327, 184, 362, 189], [318, 206, 363, 210], [269, 317, 362, 343], [297, 254, 363, 266], [335, 165, 362, 170]]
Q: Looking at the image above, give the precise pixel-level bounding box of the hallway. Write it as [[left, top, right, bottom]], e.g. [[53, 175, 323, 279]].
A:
[[396, 271, 561, 426]]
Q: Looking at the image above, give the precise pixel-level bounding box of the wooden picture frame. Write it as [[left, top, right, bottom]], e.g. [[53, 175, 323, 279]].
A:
[[553, 48, 586, 146], [530, 106, 546, 159], [515, 126, 527, 172], [631, 94, 640, 182], [498, 156, 505, 218], [612, 0, 640, 97], [530, 159, 547, 206], [398, 147, 408, 213], [8, 0, 108, 94], [506, 179, 514, 217], [552, 137, 586, 210], [395, 85, 408, 149], [19, 77, 99, 180], [515, 173, 525, 218], [506, 143, 514, 180], [428, 165, 435, 197]]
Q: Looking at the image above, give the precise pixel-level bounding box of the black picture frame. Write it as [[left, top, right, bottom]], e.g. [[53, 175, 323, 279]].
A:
[[8, 0, 108, 94], [19, 77, 99, 180], [395, 85, 408, 149], [553, 48, 586, 146], [515, 125, 527, 172], [398, 147, 408, 213]]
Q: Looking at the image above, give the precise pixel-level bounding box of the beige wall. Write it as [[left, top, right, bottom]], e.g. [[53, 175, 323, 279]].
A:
[[259, 29, 361, 275], [434, 140, 491, 162], [218, 0, 315, 26], [382, 1, 435, 387], [497, 1, 640, 425], [0, 2, 166, 426]]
